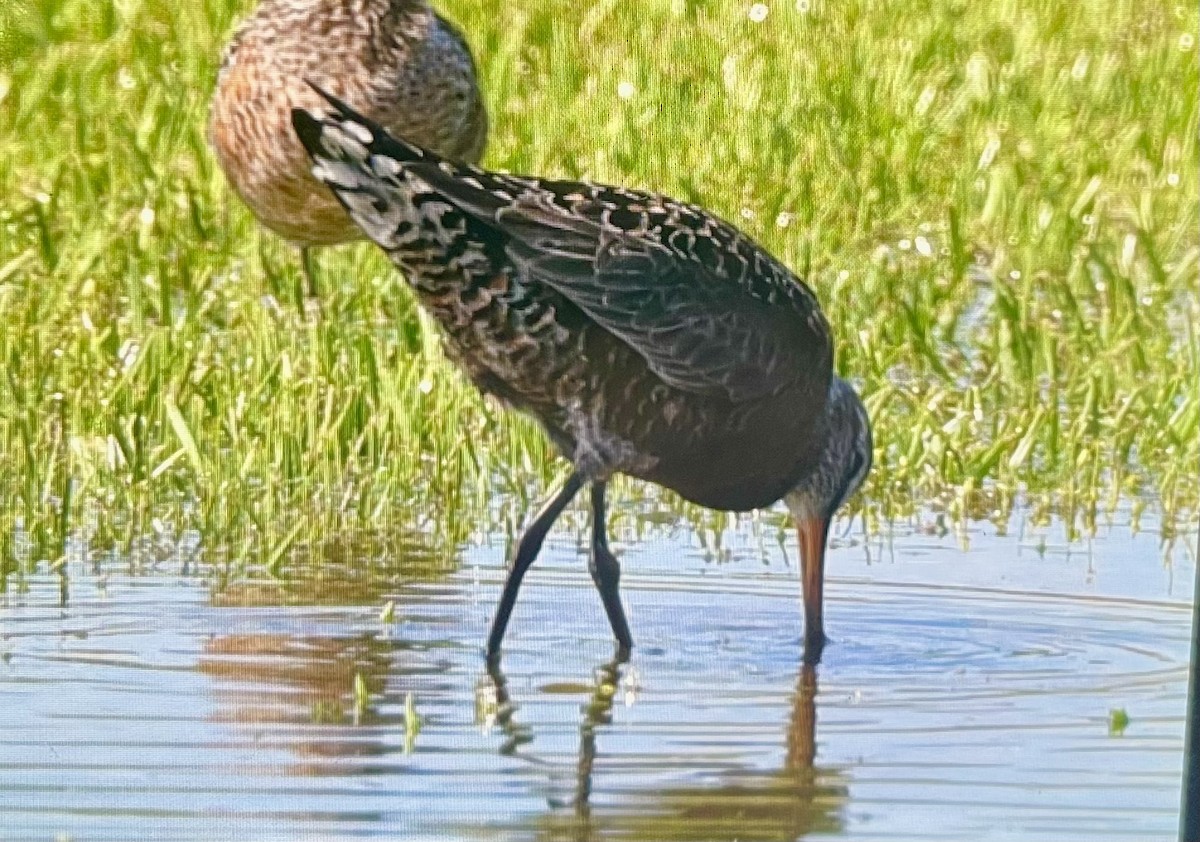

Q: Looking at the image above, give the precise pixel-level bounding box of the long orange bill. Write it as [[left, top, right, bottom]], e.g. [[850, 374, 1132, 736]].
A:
[[796, 516, 830, 662]]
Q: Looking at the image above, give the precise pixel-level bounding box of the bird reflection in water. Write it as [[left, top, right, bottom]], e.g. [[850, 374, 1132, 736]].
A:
[[198, 629, 405, 775], [481, 658, 848, 841], [198, 555, 447, 776]]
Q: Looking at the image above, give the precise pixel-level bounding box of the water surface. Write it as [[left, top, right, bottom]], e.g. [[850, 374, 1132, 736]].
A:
[[0, 509, 1193, 841]]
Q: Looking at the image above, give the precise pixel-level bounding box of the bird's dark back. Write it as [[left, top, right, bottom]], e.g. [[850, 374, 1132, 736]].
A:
[[294, 103, 835, 510]]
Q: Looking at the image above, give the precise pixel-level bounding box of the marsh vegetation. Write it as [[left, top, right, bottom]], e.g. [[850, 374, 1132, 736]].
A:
[[1, 0, 1196, 583]]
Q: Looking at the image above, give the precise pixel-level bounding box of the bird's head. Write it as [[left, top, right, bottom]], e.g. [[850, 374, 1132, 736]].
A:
[[783, 377, 872, 660]]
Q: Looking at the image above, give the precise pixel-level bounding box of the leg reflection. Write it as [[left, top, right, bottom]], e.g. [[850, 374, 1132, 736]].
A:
[[561, 659, 844, 840], [481, 659, 534, 756], [786, 662, 818, 774], [573, 656, 628, 825], [481, 657, 845, 841]]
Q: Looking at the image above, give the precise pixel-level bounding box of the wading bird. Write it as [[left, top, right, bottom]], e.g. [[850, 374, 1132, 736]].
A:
[[292, 91, 872, 664], [209, 0, 487, 294]]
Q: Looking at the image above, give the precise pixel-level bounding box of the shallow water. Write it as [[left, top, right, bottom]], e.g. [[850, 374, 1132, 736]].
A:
[[0, 508, 1193, 841]]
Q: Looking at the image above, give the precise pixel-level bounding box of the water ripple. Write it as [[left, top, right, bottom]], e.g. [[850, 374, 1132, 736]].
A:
[[0, 519, 1191, 841]]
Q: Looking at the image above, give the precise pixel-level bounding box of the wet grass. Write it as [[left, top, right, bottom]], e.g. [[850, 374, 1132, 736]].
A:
[[0, 0, 1196, 583]]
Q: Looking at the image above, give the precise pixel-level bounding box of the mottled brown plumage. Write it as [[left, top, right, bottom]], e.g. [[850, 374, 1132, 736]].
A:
[[209, 0, 486, 246], [292, 92, 873, 665]]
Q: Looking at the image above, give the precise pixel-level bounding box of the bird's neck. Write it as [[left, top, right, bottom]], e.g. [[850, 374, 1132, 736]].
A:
[[783, 377, 859, 520]]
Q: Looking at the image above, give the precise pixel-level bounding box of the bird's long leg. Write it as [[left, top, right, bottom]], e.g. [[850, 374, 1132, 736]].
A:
[[589, 482, 633, 657], [486, 472, 585, 663], [299, 245, 320, 299]]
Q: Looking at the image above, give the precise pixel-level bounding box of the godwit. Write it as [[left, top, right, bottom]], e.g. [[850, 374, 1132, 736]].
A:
[[209, 0, 487, 293], [292, 91, 872, 664]]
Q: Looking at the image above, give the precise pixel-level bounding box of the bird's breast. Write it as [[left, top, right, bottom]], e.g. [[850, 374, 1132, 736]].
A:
[[566, 333, 828, 510]]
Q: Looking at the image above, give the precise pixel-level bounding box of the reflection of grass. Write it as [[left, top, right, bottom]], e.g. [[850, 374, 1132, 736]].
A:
[[0, 0, 1196, 582]]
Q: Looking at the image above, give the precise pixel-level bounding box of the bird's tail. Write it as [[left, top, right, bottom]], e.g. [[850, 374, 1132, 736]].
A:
[[291, 82, 443, 171], [290, 84, 498, 284], [293, 85, 471, 253]]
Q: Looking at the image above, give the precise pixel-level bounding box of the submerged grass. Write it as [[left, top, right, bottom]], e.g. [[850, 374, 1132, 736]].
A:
[[0, 0, 1197, 582]]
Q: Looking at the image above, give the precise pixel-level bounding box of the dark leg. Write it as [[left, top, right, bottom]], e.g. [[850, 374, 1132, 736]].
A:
[[589, 482, 633, 656], [300, 245, 320, 299], [486, 472, 585, 663]]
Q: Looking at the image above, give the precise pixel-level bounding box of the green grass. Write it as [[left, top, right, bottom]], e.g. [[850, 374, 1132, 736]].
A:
[[0, 0, 1196, 584]]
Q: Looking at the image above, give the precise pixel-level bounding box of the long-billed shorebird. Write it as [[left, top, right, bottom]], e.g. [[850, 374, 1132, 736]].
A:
[[292, 91, 872, 664], [209, 0, 487, 293]]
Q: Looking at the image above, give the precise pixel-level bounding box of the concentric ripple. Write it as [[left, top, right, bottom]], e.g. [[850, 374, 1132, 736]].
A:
[[0, 516, 1191, 841]]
